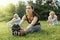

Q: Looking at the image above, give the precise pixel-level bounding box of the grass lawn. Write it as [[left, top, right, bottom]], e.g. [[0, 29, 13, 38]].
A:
[[0, 21, 60, 40]]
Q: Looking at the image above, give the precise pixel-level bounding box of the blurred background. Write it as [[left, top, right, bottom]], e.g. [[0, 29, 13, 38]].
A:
[[0, 0, 60, 22]]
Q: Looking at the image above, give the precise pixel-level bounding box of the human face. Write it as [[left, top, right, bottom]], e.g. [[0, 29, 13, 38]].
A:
[[51, 13, 54, 17], [26, 5, 33, 15], [14, 15, 18, 19]]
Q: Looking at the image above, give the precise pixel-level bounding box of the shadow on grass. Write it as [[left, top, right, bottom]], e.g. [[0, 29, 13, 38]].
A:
[[27, 29, 51, 36], [40, 30, 51, 35]]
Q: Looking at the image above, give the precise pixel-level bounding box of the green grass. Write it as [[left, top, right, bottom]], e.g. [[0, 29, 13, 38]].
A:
[[0, 21, 60, 40]]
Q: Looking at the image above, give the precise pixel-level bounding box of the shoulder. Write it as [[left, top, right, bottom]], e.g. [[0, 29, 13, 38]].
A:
[[48, 16, 51, 18], [18, 17, 21, 20], [12, 18, 15, 20], [54, 15, 57, 17], [34, 16, 38, 20], [22, 15, 26, 20]]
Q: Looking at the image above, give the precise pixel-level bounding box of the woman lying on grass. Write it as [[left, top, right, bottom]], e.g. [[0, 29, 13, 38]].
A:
[[47, 11, 58, 25], [19, 4, 41, 36]]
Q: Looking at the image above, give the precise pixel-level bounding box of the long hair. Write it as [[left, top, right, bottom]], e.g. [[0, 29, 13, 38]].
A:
[[31, 5, 40, 20], [26, 4, 40, 20], [49, 11, 55, 16]]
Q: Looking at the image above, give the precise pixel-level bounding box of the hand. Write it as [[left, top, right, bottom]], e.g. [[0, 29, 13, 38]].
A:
[[20, 30, 26, 36]]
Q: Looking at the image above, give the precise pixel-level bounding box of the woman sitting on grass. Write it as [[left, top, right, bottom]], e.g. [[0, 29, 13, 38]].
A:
[[19, 4, 41, 36], [47, 11, 58, 25], [7, 14, 21, 27]]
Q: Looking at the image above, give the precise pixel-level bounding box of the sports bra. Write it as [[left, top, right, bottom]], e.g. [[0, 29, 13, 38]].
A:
[[25, 14, 40, 26]]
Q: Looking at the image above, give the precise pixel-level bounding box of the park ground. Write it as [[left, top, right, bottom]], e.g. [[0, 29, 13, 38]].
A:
[[0, 21, 60, 40]]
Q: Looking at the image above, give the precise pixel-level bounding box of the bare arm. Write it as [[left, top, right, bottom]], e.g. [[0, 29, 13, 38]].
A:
[[19, 15, 26, 27], [24, 16, 38, 32], [52, 16, 57, 21]]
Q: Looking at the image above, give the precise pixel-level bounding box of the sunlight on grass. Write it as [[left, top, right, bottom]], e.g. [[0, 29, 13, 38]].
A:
[[0, 21, 60, 40]]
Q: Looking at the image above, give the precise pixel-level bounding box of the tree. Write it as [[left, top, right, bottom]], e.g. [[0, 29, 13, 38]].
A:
[[16, 1, 26, 18], [6, 3, 16, 15], [34, 0, 60, 20]]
